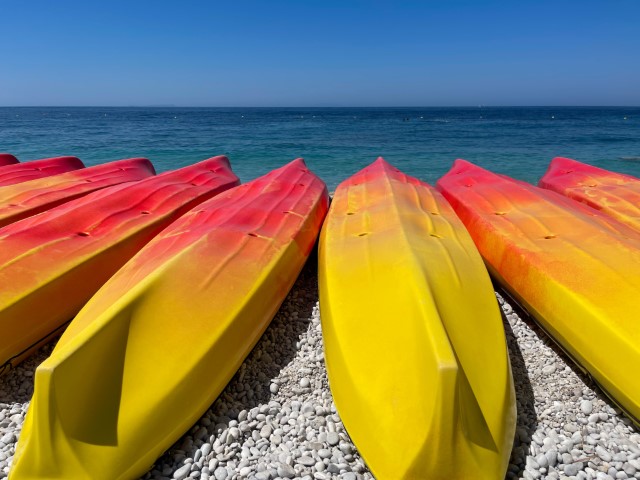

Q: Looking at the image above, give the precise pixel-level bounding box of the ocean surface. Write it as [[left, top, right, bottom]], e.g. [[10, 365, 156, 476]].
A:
[[1, 107, 639, 191]]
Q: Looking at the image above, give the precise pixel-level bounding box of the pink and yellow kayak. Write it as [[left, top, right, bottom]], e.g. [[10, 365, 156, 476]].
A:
[[319, 158, 515, 479], [0, 156, 239, 373], [11, 159, 329, 480], [0, 153, 18, 166], [0, 156, 84, 187], [540, 156, 640, 232], [437, 159, 640, 424], [0, 157, 155, 228]]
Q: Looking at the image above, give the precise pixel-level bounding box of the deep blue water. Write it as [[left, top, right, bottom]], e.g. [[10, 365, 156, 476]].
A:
[[1, 107, 639, 191]]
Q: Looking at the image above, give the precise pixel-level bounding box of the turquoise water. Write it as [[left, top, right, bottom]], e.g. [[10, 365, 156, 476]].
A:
[[1, 107, 639, 191]]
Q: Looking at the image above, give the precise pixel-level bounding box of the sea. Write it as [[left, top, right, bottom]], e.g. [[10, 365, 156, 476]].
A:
[[1, 107, 639, 191]]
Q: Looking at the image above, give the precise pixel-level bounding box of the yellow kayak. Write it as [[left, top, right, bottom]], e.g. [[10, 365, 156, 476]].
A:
[[318, 158, 515, 479], [10, 159, 329, 480]]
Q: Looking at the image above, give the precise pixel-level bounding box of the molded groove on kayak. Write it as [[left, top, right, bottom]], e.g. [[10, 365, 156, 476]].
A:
[[0, 156, 84, 187], [0, 157, 155, 228], [10, 158, 329, 480], [437, 159, 640, 425], [540, 156, 640, 232], [319, 157, 515, 479], [0, 153, 19, 166], [0, 156, 239, 373]]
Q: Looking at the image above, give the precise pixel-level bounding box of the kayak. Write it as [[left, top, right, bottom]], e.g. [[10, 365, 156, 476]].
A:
[[540, 156, 640, 232], [0, 156, 84, 187], [319, 158, 515, 479], [11, 159, 329, 480], [0, 153, 18, 166], [437, 159, 640, 425], [0, 157, 155, 228], [0, 156, 239, 373]]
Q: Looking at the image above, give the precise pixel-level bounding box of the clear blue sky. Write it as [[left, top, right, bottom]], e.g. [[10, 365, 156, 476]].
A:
[[1, 0, 638, 106]]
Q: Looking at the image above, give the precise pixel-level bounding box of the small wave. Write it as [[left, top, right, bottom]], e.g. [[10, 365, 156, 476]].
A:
[[619, 156, 640, 161]]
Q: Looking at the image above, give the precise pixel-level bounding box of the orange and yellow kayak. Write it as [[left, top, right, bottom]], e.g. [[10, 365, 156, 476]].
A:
[[0, 156, 84, 187], [11, 159, 328, 480], [0, 156, 239, 373], [540, 156, 640, 232], [319, 158, 515, 479], [0, 157, 155, 228], [437, 159, 640, 424]]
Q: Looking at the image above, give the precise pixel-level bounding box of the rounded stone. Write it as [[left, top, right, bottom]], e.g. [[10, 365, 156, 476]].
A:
[[326, 432, 340, 446], [580, 400, 593, 415]]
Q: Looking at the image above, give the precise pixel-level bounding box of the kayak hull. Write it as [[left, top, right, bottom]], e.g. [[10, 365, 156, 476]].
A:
[[0, 153, 18, 166], [540, 156, 640, 232], [319, 158, 515, 479], [0, 156, 239, 372], [437, 159, 640, 424], [0, 156, 84, 187], [10, 159, 329, 480], [0, 157, 155, 227]]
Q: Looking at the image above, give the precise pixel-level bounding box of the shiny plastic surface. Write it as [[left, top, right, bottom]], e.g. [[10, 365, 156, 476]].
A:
[[10, 159, 328, 480], [540, 156, 640, 232], [0, 157, 155, 227], [0, 156, 84, 187], [319, 158, 515, 479], [0, 156, 239, 373], [437, 159, 640, 424]]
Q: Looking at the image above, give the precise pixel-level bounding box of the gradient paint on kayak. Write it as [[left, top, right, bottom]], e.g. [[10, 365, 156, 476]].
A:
[[0, 156, 84, 187], [11, 159, 329, 480], [437, 159, 640, 424], [0, 156, 239, 373], [0, 153, 19, 166], [0, 157, 155, 228], [540, 156, 640, 232], [319, 157, 515, 479]]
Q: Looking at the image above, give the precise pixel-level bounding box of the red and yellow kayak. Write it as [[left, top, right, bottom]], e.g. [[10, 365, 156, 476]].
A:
[[540, 156, 640, 232], [0, 157, 155, 228], [0, 153, 18, 166], [319, 158, 515, 479], [0, 156, 239, 373], [0, 156, 84, 187], [11, 159, 329, 480], [437, 159, 640, 424]]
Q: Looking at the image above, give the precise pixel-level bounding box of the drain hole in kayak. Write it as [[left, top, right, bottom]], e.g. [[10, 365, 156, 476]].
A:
[[430, 212, 439, 215], [495, 212, 507, 216], [86, 179, 93, 182], [465, 183, 473, 187], [78, 232, 91, 237], [141, 211, 151, 215], [346, 212, 355, 215], [544, 235, 557, 239], [298, 183, 305, 187], [430, 233, 443, 238], [358, 233, 369, 237], [248, 233, 259, 237]]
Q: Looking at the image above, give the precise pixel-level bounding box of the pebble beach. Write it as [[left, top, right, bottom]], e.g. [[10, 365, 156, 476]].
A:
[[1, 257, 639, 480]]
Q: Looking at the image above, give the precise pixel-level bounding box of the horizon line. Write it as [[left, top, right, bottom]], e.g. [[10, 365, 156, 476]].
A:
[[1, 105, 639, 109]]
